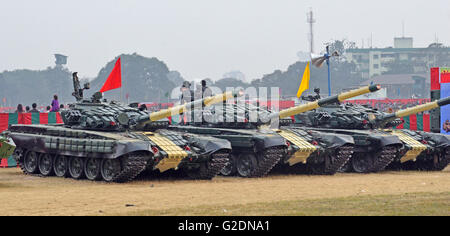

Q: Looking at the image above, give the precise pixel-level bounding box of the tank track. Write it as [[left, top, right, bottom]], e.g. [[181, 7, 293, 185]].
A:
[[15, 148, 148, 183], [436, 148, 450, 170], [15, 148, 36, 176], [388, 148, 450, 171], [112, 154, 148, 183], [188, 153, 230, 180], [368, 145, 398, 172], [251, 147, 285, 177], [418, 148, 450, 171], [309, 145, 353, 175]]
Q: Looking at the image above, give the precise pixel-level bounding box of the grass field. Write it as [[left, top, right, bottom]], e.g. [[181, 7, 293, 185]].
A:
[[0, 167, 449, 216]]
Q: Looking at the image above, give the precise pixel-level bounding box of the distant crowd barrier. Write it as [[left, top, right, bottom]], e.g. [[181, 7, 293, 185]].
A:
[[0, 112, 63, 167], [396, 114, 431, 132]]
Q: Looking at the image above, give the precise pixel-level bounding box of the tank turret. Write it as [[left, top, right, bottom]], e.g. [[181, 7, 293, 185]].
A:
[[270, 84, 381, 121], [372, 97, 450, 128], [139, 89, 243, 126]]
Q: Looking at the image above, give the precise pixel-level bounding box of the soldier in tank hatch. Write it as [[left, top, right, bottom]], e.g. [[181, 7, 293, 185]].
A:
[[180, 81, 194, 104]]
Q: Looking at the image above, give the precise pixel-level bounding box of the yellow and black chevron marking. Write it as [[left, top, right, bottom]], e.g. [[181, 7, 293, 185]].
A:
[[278, 130, 317, 166], [390, 130, 427, 163], [144, 132, 188, 172]]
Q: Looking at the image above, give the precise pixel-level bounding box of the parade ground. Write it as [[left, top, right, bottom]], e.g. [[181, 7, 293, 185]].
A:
[[0, 167, 449, 216]]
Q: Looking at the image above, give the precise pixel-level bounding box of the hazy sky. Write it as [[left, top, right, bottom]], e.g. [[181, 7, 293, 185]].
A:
[[1, 0, 449, 81]]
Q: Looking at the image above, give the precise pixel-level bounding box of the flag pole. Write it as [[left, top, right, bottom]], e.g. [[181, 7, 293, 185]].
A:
[[120, 57, 123, 103], [326, 46, 332, 96], [121, 87, 123, 103]]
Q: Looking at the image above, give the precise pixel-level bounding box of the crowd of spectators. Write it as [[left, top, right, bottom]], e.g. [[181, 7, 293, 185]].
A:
[[8, 94, 64, 114]]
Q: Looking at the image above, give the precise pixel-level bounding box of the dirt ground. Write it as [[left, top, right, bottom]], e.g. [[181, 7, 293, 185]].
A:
[[0, 167, 449, 216]]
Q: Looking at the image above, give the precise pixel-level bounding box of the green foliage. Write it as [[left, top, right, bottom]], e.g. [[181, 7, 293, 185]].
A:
[[0, 67, 72, 107]]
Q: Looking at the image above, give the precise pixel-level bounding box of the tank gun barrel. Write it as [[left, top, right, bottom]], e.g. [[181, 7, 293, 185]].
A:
[[139, 89, 243, 125], [378, 97, 450, 126], [271, 84, 381, 120]]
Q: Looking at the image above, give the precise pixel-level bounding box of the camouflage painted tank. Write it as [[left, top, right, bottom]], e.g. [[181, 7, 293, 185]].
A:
[[7, 72, 240, 182], [0, 136, 15, 159], [170, 85, 380, 176], [294, 97, 450, 173], [362, 98, 450, 171]]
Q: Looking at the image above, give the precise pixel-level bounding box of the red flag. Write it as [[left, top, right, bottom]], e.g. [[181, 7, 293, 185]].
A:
[[100, 58, 122, 93]]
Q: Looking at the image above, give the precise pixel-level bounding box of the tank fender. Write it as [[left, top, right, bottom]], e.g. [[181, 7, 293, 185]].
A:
[[256, 134, 287, 151], [182, 134, 232, 155], [9, 133, 46, 153], [419, 132, 450, 148], [372, 135, 403, 147], [113, 141, 155, 159], [312, 131, 354, 149]]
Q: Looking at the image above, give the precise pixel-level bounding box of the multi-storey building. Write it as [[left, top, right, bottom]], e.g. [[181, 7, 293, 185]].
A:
[[346, 38, 450, 80]]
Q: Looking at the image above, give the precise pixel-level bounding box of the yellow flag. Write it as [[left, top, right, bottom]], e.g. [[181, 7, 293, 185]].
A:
[[296, 62, 310, 98]]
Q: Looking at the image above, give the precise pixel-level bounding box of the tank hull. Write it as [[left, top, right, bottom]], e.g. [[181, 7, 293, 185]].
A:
[[169, 125, 288, 178]]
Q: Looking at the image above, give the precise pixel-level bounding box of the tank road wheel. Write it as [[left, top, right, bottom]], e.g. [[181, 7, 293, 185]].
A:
[[351, 153, 373, 173], [185, 152, 230, 180], [68, 157, 85, 179], [101, 159, 122, 182], [38, 153, 54, 176], [84, 158, 102, 181], [53, 155, 69, 177], [422, 150, 450, 171], [236, 154, 257, 177], [23, 151, 39, 174], [220, 154, 237, 176]]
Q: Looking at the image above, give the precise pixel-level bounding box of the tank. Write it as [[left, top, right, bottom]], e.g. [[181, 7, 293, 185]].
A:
[[6, 72, 241, 182], [294, 97, 450, 173], [170, 85, 380, 177], [0, 136, 15, 159], [360, 98, 450, 171]]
